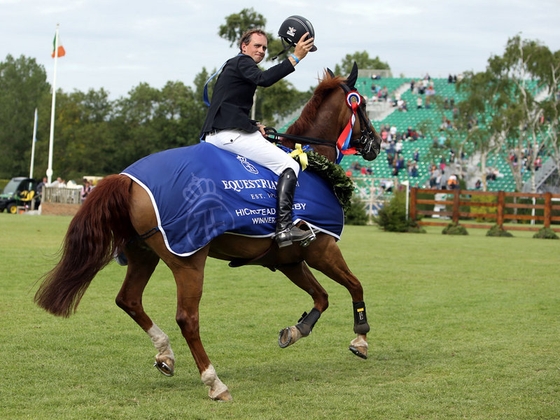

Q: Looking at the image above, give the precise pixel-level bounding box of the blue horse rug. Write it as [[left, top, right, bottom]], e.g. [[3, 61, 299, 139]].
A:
[[121, 142, 344, 256]]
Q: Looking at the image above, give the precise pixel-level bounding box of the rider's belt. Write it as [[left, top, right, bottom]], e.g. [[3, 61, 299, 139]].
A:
[[203, 129, 221, 139]]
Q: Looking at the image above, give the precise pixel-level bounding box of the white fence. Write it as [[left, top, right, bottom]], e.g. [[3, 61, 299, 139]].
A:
[[42, 187, 82, 204]]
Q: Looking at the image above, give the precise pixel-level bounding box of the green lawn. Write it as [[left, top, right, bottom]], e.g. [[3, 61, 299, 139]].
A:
[[0, 214, 558, 419]]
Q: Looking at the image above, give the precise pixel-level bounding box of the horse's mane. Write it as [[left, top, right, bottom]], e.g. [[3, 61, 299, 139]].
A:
[[286, 70, 344, 135]]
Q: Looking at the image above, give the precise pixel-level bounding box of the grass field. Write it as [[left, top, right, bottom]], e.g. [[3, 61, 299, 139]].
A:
[[0, 213, 558, 419]]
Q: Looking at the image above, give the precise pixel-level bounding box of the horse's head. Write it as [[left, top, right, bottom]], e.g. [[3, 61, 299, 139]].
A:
[[284, 63, 381, 163], [337, 62, 381, 161]]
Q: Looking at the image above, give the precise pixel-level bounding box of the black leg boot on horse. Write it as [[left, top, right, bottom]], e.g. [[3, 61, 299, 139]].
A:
[[275, 168, 315, 248]]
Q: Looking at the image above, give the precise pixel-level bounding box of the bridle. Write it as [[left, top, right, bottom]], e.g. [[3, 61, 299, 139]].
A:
[[337, 82, 379, 161], [265, 79, 379, 161]]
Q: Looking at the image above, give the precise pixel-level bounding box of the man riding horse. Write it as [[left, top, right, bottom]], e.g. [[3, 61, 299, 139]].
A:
[[200, 16, 317, 248]]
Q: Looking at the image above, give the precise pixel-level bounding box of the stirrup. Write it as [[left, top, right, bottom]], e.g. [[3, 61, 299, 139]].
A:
[[275, 223, 316, 248]]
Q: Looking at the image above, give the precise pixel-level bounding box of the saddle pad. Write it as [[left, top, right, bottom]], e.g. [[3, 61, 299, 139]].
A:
[[121, 142, 343, 256]]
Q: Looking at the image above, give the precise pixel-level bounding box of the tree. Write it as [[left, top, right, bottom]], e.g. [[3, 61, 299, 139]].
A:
[[217, 8, 286, 60], [334, 51, 390, 77], [218, 8, 266, 47], [454, 35, 560, 192], [0, 55, 49, 178]]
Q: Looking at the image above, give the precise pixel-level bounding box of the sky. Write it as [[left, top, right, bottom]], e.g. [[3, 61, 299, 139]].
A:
[[2, 0, 560, 100]]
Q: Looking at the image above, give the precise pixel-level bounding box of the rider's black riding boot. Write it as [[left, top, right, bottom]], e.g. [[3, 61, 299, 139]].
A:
[[275, 168, 315, 248]]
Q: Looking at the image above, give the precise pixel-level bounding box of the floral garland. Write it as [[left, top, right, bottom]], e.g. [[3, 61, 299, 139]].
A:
[[300, 151, 354, 212]]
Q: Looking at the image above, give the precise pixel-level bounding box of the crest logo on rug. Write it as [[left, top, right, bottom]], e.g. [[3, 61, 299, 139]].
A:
[[183, 173, 235, 249], [236, 155, 259, 174]]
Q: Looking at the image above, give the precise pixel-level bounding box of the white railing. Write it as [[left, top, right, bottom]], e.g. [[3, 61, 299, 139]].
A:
[[43, 187, 81, 204]]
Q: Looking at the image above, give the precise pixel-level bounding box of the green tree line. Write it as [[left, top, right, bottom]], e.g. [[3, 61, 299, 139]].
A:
[[0, 8, 389, 182]]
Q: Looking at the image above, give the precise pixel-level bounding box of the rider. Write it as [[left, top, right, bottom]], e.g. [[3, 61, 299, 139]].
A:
[[200, 17, 317, 248]]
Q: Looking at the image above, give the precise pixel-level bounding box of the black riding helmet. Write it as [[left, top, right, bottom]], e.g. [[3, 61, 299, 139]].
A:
[[278, 15, 317, 52]]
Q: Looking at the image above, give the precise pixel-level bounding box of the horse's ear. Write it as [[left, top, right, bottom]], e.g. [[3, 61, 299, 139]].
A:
[[346, 62, 358, 89], [326, 68, 335, 78]]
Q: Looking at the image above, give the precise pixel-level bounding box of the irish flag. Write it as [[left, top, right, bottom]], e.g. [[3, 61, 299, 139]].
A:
[[51, 33, 66, 58]]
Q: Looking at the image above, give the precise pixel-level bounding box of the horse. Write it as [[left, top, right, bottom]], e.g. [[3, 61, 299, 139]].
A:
[[34, 63, 381, 401]]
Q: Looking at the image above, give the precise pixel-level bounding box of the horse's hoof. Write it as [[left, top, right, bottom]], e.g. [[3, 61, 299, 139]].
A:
[[154, 360, 174, 376], [211, 390, 233, 402], [349, 345, 368, 359], [349, 335, 368, 359], [278, 326, 302, 348]]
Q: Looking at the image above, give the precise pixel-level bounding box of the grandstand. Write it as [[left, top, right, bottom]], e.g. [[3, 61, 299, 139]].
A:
[[276, 73, 556, 203]]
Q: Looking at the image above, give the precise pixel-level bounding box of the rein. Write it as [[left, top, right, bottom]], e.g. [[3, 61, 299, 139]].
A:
[[264, 128, 336, 149]]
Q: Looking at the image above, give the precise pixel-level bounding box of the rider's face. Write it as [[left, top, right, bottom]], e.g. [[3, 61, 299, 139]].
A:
[[241, 33, 267, 64]]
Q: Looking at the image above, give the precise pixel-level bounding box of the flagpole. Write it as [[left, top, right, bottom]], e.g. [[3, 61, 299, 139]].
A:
[[47, 24, 60, 185], [30, 108, 38, 179]]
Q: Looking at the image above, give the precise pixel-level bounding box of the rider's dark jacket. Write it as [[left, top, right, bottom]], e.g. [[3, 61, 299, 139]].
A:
[[200, 54, 294, 137]]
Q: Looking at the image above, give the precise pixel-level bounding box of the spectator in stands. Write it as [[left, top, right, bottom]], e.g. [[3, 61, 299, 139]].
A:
[[416, 96, 423, 109], [406, 127, 419, 141], [381, 129, 388, 143], [413, 148, 420, 162], [447, 174, 458, 190], [381, 179, 393, 193], [379, 86, 388, 101], [509, 151, 518, 167], [440, 157, 447, 173], [534, 156, 542, 171], [429, 165, 441, 188], [395, 139, 403, 154], [396, 155, 405, 172], [408, 161, 419, 177], [391, 156, 399, 176], [410, 79, 416, 92], [425, 85, 435, 109], [448, 74, 454, 83]]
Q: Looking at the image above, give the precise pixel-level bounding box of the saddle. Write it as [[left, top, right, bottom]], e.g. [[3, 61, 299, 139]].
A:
[[122, 142, 345, 257]]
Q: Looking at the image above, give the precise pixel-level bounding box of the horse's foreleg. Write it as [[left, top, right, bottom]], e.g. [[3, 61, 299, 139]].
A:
[[305, 238, 370, 359], [277, 262, 329, 348], [171, 250, 232, 401], [115, 243, 176, 376]]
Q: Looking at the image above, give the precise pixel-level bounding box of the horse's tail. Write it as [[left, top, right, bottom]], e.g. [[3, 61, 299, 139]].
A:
[[34, 174, 136, 317]]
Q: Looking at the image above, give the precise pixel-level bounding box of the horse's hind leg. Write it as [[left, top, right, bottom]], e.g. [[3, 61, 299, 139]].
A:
[[305, 238, 370, 359], [276, 261, 329, 348], [169, 248, 232, 401], [115, 241, 176, 376]]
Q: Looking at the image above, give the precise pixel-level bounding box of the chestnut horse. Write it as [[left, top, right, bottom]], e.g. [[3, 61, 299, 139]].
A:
[[34, 64, 381, 401]]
